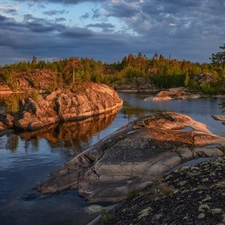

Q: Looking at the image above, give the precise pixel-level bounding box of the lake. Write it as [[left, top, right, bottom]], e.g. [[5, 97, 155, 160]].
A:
[[0, 92, 225, 225]]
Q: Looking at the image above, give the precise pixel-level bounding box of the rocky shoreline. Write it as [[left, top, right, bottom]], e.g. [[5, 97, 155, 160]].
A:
[[2, 86, 225, 224], [143, 87, 225, 101], [36, 111, 225, 205], [95, 156, 225, 225], [0, 83, 123, 131], [152, 87, 201, 101]]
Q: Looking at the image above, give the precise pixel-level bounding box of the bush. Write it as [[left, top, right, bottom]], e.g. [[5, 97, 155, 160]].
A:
[[30, 90, 39, 101], [101, 209, 112, 225], [127, 187, 138, 199]]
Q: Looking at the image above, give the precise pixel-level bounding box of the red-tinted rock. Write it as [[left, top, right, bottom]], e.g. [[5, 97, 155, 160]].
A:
[[1, 83, 123, 131]]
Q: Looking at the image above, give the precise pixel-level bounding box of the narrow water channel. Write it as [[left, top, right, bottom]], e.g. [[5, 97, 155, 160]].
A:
[[0, 92, 225, 225]]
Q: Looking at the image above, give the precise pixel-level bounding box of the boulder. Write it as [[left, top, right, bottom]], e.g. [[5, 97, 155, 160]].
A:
[[0, 121, 6, 130], [55, 83, 123, 121], [211, 115, 225, 125], [193, 72, 214, 85], [0, 113, 14, 127], [36, 112, 225, 203]]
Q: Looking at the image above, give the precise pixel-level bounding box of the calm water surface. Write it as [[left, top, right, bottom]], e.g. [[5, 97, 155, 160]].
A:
[[0, 92, 225, 225]]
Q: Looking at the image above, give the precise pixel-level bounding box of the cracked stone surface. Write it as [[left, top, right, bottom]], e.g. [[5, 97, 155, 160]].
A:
[[36, 111, 225, 203]]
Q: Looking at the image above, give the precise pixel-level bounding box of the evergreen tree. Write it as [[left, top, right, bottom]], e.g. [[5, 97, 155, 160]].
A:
[[32, 56, 37, 65], [210, 44, 225, 67], [64, 57, 82, 83]]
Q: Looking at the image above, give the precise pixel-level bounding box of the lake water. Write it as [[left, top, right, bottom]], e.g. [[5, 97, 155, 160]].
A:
[[0, 92, 225, 225]]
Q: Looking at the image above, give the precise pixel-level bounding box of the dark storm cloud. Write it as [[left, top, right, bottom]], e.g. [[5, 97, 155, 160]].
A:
[[80, 12, 90, 19], [0, 13, 65, 50], [92, 8, 101, 19], [0, 9, 131, 65], [0, 14, 7, 22], [116, 0, 225, 42], [1, 0, 225, 65], [22, 14, 33, 22], [80, 8, 101, 20], [2, 9, 18, 14], [0, 14, 24, 32], [20, 14, 65, 33], [55, 17, 66, 23], [43, 9, 68, 16], [86, 23, 114, 29], [60, 27, 94, 38], [108, 0, 225, 62], [27, 21, 61, 32], [86, 22, 115, 32], [140, 0, 201, 15], [104, 2, 138, 18]]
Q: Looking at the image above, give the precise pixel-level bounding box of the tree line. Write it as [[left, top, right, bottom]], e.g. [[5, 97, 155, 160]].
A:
[[1, 44, 225, 95]]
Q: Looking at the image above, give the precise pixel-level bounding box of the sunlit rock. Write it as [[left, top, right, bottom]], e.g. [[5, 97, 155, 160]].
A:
[[0, 121, 6, 130], [0, 83, 123, 131], [0, 113, 14, 127], [149, 87, 201, 101], [36, 112, 225, 203]]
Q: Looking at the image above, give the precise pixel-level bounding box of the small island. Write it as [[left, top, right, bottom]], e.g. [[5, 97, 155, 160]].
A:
[[0, 82, 123, 131], [144, 87, 201, 101]]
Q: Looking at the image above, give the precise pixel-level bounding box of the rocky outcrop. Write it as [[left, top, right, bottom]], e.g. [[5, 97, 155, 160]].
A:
[[0, 113, 14, 127], [0, 83, 123, 131], [0, 121, 6, 130], [193, 72, 214, 85], [211, 115, 225, 125], [112, 77, 158, 92], [98, 156, 225, 225], [0, 69, 58, 92], [36, 112, 225, 203], [0, 113, 14, 135], [148, 87, 200, 101]]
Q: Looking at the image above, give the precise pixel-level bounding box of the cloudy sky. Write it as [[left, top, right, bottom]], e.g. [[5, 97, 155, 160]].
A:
[[0, 0, 224, 65]]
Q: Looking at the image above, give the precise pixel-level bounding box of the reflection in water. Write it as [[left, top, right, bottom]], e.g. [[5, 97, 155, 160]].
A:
[[122, 101, 166, 120], [122, 101, 148, 119], [18, 109, 120, 157], [1, 92, 225, 225], [6, 134, 19, 151]]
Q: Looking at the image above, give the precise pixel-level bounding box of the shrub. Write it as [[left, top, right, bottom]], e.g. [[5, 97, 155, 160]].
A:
[[127, 187, 138, 199], [30, 90, 39, 101], [101, 209, 112, 225]]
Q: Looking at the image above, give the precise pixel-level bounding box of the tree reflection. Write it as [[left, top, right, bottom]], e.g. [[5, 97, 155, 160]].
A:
[[19, 108, 120, 157], [122, 101, 147, 119], [6, 133, 19, 151]]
